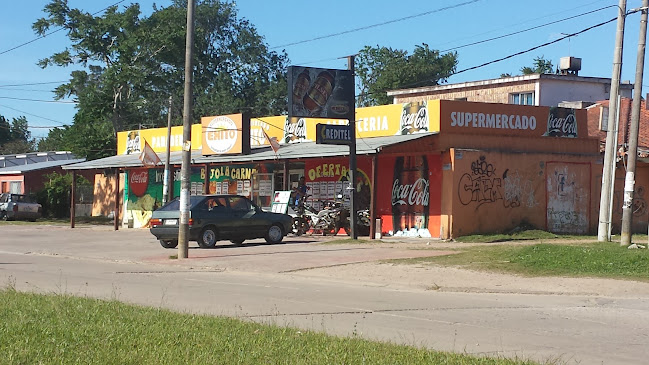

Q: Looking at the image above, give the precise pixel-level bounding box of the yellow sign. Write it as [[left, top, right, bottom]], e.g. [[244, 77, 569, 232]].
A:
[[117, 124, 203, 155]]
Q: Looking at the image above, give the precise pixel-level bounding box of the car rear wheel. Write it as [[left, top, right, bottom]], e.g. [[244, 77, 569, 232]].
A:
[[265, 224, 284, 244], [198, 226, 218, 248], [160, 240, 178, 249], [0, 211, 7, 221]]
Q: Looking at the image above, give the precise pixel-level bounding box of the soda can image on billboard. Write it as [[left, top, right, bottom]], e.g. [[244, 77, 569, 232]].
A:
[[287, 66, 355, 121]]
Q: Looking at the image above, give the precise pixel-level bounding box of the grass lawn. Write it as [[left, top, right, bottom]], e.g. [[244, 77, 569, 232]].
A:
[[391, 242, 649, 281], [0, 289, 539, 365]]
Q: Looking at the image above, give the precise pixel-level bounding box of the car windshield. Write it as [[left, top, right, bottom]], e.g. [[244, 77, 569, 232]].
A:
[[156, 196, 205, 211]]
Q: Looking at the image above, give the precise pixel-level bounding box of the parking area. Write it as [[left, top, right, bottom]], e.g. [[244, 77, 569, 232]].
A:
[[0, 224, 454, 274]]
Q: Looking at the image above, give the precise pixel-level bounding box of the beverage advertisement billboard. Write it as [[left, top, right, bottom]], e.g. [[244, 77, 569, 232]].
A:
[[288, 66, 354, 121]]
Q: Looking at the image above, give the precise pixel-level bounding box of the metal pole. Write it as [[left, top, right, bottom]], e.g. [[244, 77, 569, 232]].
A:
[[163, 96, 173, 205], [598, 0, 627, 242], [70, 170, 76, 228], [178, 0, 195, 259], [369, 154, 378, 239], [621, 0, 648, 246], [348, 55, 357, 240], [114, 169, 120, 231]]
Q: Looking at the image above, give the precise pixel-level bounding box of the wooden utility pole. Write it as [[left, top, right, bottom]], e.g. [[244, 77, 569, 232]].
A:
[[621, 0, 649, 246], [178, 0, 195, 259]]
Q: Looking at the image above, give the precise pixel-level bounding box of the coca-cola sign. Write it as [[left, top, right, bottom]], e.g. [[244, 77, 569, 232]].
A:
[[544, 107, 578, 138], [283, 117, 307, 143], [399, 102, 428, 135], [129, 168, 149, 197], [391, 178, 430, 207]]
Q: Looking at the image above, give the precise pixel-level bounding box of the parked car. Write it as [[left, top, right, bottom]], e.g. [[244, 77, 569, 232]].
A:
[[0, 193, 42, 221], [149, 194, 293, 249]]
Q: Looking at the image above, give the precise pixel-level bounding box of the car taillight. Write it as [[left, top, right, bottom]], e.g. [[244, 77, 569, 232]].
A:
[[150, 218, 162, 227], [188, 218, 194, 226], [13, 205, 18, 212]]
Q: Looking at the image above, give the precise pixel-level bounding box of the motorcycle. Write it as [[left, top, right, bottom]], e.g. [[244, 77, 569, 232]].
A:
[[309, 199, 348, 236], [342, 209, 371, 236]]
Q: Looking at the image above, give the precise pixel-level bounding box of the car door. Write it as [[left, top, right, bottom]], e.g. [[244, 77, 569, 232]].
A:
[[194, 197, 234, 236], [227, 196, 264, 238]]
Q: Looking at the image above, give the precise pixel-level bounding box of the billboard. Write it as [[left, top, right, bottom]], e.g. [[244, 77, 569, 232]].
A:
[[201, 113, 251, 156], [287, 66, 354, 121]]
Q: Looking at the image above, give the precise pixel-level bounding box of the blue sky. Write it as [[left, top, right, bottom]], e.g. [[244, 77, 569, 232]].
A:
[[0, 0, 646, 140]]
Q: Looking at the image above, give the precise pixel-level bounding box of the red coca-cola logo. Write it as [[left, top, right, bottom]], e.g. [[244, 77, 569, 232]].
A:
[[129, 169, 149, 197], [391, 178, 430, 206]]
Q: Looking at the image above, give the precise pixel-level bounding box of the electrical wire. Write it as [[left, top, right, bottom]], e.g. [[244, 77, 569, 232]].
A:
[[271, 0, 482, 50], [0, 104, 70, 126], [0, 0, 128, 56]]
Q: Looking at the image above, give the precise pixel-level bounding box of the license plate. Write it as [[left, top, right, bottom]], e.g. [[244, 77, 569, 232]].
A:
[[164, 219, 178, 225]]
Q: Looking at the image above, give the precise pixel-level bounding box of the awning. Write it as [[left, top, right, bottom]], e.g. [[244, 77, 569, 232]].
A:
[[62, 133, 438, 170]]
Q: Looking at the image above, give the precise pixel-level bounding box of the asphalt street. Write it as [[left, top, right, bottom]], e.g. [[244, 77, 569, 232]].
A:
[[1, 224, 647, 364]]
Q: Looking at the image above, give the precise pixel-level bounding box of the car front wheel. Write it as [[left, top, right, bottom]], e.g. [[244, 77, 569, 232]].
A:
[[160, 240, 178, 249], [265, 224, 284, 244], [198, 226, 218, 248]]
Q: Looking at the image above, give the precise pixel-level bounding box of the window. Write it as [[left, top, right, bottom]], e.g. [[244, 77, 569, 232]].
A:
[[9, 181, 21, 194], [511, 92, 534, 105]]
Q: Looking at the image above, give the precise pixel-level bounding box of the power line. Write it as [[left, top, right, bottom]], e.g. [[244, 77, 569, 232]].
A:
[[0, 104, 70, 126], [271, 0, 482, 50], [0, 96, 77, 104], [0, 0, 128, 56], [440, 5, 615, 53], [0, 81, 69, 88], [357, 14, 620, 100]]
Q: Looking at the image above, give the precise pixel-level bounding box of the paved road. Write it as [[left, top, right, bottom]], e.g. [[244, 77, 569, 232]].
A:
[[1, 224, 647, 364]]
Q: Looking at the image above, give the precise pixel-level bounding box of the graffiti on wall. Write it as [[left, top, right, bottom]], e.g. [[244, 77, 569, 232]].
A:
[[458, 156, 537, 209], [614, 185, 648, 217], [546, 163, 590, 234]]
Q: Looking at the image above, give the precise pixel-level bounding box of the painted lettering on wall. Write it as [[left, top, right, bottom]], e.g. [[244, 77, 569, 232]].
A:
[[450, 112, 537, 130]]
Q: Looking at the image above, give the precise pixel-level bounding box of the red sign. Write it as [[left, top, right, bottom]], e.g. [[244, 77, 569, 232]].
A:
[[129, 168, 149, 197]]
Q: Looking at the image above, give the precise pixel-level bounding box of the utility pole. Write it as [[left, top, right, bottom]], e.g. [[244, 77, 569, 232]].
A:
[[348, 55, 357, 240], [621, 0, 648, 246], [598, 0, 627, 242], [178, 0, 195, 259], [163, 96, 173, 205]]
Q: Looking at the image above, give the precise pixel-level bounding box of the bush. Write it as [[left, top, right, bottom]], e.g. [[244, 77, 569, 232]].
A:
[[36, 172, 90, 218]]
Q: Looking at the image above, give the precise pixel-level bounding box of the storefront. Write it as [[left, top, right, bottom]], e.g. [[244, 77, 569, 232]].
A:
[[65, 99, 607, 238]]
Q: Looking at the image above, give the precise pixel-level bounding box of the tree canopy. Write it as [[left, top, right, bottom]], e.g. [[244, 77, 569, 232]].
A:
[[520, 56, 554, 75], [34, 0, 289, 160], [355, 44, 458, 106], [0, 115, 36, 155]]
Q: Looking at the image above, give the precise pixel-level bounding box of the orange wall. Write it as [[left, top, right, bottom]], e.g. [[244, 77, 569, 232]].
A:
[[444, 149, 599, 238]]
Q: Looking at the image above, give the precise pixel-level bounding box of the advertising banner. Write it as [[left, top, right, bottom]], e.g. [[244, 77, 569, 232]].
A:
[[375, 154, 442, 238], [125, 166, 204, 228], [201, 113, 251, 155], [304, 157, 372, 211], [315, 124, 352, 145], [288, 66, 354, 121], [117, 124, 203, 155], [436, 100, 587, 138]]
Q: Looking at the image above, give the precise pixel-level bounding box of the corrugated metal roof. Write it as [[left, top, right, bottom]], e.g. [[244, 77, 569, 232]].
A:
[[0, 159, 86, 174], [62, 133, 436, 170]]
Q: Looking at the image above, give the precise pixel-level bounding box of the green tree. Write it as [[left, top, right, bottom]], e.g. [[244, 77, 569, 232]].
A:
[[33, 0, 288, 160], [35, 172, 90, 218], [521, 56, 554, 75], [355, 44, 458, 106], [0, 116, 36, 154]]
